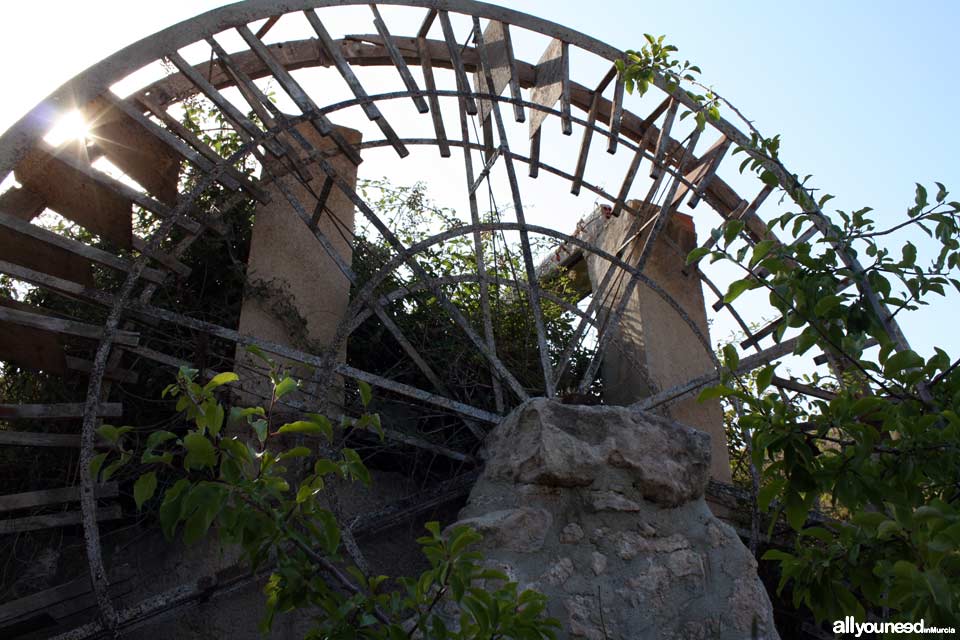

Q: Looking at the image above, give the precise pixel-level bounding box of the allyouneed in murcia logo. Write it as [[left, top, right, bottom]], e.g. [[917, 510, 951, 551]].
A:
[[833, 617, 957, 636]]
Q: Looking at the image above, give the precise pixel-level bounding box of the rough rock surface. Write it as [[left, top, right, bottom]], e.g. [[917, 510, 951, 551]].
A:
[[450, 399, 780, 640]]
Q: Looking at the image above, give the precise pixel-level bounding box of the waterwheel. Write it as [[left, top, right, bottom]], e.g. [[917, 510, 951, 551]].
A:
[[0, 2, 917, 637]]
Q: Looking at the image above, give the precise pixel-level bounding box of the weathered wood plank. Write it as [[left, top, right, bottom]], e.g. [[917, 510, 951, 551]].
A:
[[81, 95, 181, 206], [571, 90, 601, 195], [0, 186, 45, 221], [131, 236, 191, 277], [528, 38, 568, 137], [0, 483, 118, 513], [64, 356, 139, 384], [0, 431, 81, 448], [607, 73, 625, 154], [0, 322, 67, 375], [471, 20, 514, 123], [0, 226, 95, 287], [0, 403, 122, 420], [0, 211, 165, 284], [416, 36, 451, 158], [0, 306, 139, 347], [0, 504, 122, 535], [13, 147, 133, 249], [233, 24, 365, 165], [370, 5, 429, 113], [437, 10, 478, 115]]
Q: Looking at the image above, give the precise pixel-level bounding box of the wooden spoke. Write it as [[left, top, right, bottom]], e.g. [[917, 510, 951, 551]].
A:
[[370, 5, 429, 113], [416, 36, 451, 158], [437, 11, 478, 116]]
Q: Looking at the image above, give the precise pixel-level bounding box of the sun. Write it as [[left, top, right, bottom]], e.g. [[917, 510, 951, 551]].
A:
[[44, 109, 90, 146]]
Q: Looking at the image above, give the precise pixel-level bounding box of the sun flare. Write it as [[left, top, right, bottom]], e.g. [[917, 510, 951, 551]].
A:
[[44, 109, 90, 146]]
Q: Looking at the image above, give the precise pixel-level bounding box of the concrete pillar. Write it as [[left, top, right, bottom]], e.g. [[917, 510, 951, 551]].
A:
[[584, 202, 732, 483], [234, 123, 362, 408]]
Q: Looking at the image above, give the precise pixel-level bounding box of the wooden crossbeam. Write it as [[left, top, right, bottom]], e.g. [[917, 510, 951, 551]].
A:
[[232, 25, 364, 165], [0, 212, 165, 284], [0, 186, 45, 221], [13, 146, 133, 249], [0, 483, 118, 513], [0, 224, 95, 287], [134, 94, 268, 202], [370, 5, 429, 113], [303, 11, 409, 157], [528, 38, 570, 136], [81, 95, 181, 206], [650, 98, 679, 179], [0, 306, 139, 347], [0, 403, 122, 420], [0, 430, 80, 448], [437, 10, 478, 115], [571, 89, 601, 195], [100, 92, 244, 195], [0, 504, 122, 535], [416, 36, 451, 158]]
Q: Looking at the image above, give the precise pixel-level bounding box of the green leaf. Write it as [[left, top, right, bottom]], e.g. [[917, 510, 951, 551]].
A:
[[203, 371, 239, 392], [96, 424, 132, 444], [813, 294, 843, 316], [697, 384, 734, 402], [877, 520, 901, 540], [145, 430, 177, 450], [274, 376, 298, 399], [749, 240, 776, 268], [278, 446, 312, 461], [883, 349, 924, 376], [686, 246, 710, 265], [760, 170, 779, 187], [723, 278, 756, 304], [723, 220, 745, 247], [134, 472, 158, 511], [251, 419, 268, 445], [183, 433, 217, 470], [756, 365, 775, 393], [277, 420, 332, 439], [89, 452, 108, 480], [722, 343, 740, 370], [357, 380, 373, 407]]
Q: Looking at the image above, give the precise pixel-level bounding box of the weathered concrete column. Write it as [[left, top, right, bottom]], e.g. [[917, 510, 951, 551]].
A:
[[234, 123, 362, 407], [582, 201, 731, 482]]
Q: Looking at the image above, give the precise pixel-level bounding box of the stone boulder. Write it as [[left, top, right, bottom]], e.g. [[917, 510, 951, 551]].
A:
[[450, 399, 779, 640]]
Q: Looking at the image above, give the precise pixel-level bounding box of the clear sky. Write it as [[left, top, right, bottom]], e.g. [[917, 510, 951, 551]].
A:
[[1, 0, 958, 359]]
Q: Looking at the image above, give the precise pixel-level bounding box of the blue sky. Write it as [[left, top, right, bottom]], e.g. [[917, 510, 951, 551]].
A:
[[1, 0, 957, 358]]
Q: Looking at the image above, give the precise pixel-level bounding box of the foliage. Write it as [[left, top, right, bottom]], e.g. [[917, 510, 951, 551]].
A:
[[350, 178, 599, 416], [96, 352, 558, 639], [623, 36, 960, 629]]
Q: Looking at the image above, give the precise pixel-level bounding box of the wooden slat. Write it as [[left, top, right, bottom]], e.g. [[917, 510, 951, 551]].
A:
[[0, 322, 67, 375], [99, 92, 242, 193], [231, 25, 364, 165], [417, 8, 438, 37], [688, 137, 732, 208], [0, 483, 118, 513], [0, 225, 94, 287], [166, 51, 285, 157], [13, 147, 132, 249], [81, 95, 181, 206], [571, 90, 601, 195], [437, 10, 478, 115], [131, 236, 191, 277], [133, 94, 268, 202], [0, 430, 80, 448], [528, 38, 568, 136], [607, 73, 625, 154], [0, 186, 45, 221], [650, 98, 678, 179], [0, 210, 165, 284], [0, 565, 134, 628], [416, 36, 451, 158], [0, 306, 139, 347], [370, 5, 429, 113], [471, 20, 514, 123], [528, 127, 541, 178], [610, 127, 656, 217], [303, 11, 409, 157], [64, 356, 139, 384], [502, 23, 524, 123], [0, 504, 122, 535], [0, 403, 122, 420]]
